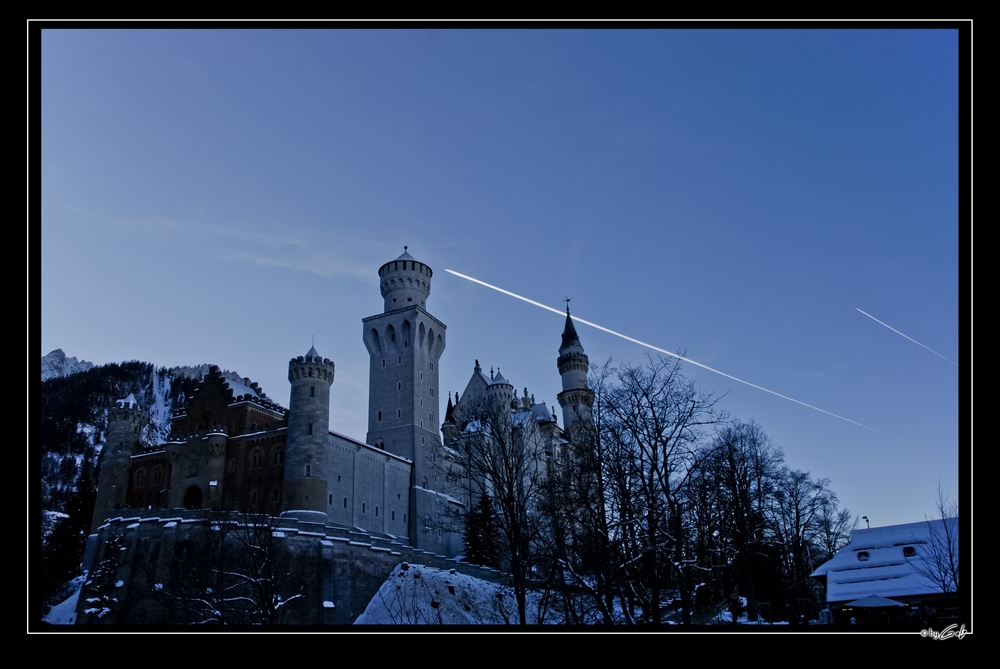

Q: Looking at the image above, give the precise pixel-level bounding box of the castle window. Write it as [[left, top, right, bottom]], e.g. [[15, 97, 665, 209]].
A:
[[273, 450, 284, 465], [391, 333, 395, 342], [407, 298, 412, 302], [392, 510, 395, 521], [134, 470, 146, 488], [382, 359, 386, 368], [228, 459, 235, 472], [375, 506, 379, 517], [430, 362, 434, 371], [344, 498, 348, 509], [903, 546, 917, 557], [249, 489, 258, 505], [420, 420, 423, 427], [404, 340, 408, 347], [858, 551, 869, 562], [420, 398, 423, 407], [251, 451, 263, 469], [308, 368, 314, 377], [420, 372, 423, 381], [398, 357, 401, 365], [310, 386, 315, 397], [398, 382, 402, 391], [362, 503, 366, 513], [306, 465, 311, 477], [308, 423, 313, 435], [398, 409, 401, 418], [271, 489, 279, 502], [429, 388, 434, 396], [151, 467, 163, 485], [378, 411, 382, 421]]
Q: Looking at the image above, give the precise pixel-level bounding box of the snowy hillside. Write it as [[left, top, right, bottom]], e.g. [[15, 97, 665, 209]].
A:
[[357, 563, 550, 625]]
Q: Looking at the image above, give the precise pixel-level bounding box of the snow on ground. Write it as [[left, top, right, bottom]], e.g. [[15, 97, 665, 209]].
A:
[[42, 575, 85, 625], [356, 563, 538, 625]]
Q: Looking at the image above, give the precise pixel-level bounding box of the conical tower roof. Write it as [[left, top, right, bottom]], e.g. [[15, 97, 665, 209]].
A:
[[560, 307, 582, 351]]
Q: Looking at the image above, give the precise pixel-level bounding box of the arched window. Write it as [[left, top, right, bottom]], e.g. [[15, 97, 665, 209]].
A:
[[310, 386, 315, 397], [362, 503, 366, 514], [134, 469, 146, 488]]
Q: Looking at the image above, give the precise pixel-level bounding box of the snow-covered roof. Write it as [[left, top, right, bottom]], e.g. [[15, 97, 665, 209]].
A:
[[531, 402, 555, 423], [225, 376, 261, 401], [306, 345, 320, 359], [116, 393, 139, 409], [396, 249, 416, 261], [512, 410, 533, 427], [490, 369, 509, 385], [811, 518, 958, 604]]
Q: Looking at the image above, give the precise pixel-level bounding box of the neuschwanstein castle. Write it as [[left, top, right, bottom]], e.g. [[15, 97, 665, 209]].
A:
[[88, 249, 594, 589]]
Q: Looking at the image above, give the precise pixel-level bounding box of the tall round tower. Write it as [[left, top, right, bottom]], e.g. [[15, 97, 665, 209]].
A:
[[557, 307, 594, 437], [91, 394, 147, 533], [283, 346, 335, 516]]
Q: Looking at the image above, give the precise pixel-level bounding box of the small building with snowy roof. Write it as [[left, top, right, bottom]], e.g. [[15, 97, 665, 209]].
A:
[[811, 517, 959, 622]]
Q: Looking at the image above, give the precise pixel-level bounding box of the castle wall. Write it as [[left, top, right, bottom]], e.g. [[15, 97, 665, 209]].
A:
[[78, 510, 501, 625]]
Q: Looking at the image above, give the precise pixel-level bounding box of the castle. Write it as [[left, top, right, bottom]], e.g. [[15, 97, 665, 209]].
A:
[[89, 248, 594, 564]]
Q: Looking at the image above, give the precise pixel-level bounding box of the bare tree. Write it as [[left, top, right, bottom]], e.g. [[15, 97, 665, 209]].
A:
[[771, 469, 836, 617], [908, 484, 959, 597], [699, 419, 782, 623], [454, 388, 548, 625], [600, 355, 721, 624]]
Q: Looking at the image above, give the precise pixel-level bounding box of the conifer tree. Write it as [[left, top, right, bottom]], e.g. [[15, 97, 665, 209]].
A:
[[464, 492, 500, 569]]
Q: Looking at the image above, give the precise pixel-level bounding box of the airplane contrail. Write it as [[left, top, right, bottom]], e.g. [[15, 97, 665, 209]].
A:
[[445, 268, 900, 441], [856, 309, 957, 366]]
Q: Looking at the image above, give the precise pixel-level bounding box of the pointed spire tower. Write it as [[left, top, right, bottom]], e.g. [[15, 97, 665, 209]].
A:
[[557, 304, 594, 437]]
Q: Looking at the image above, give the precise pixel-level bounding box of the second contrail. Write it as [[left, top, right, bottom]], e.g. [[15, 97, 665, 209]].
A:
[[445, 268, 899, 441], [856, 309, 957, 366]]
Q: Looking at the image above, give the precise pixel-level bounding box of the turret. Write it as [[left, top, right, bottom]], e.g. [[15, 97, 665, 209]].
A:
[[92, 394, 147, 533], [557, 307, 594, 437], [283, 346, 335, 516], [378, 246, 432, 312]]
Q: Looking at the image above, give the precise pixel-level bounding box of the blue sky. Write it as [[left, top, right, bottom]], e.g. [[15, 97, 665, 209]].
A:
[[40, 28, 962, 528]]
